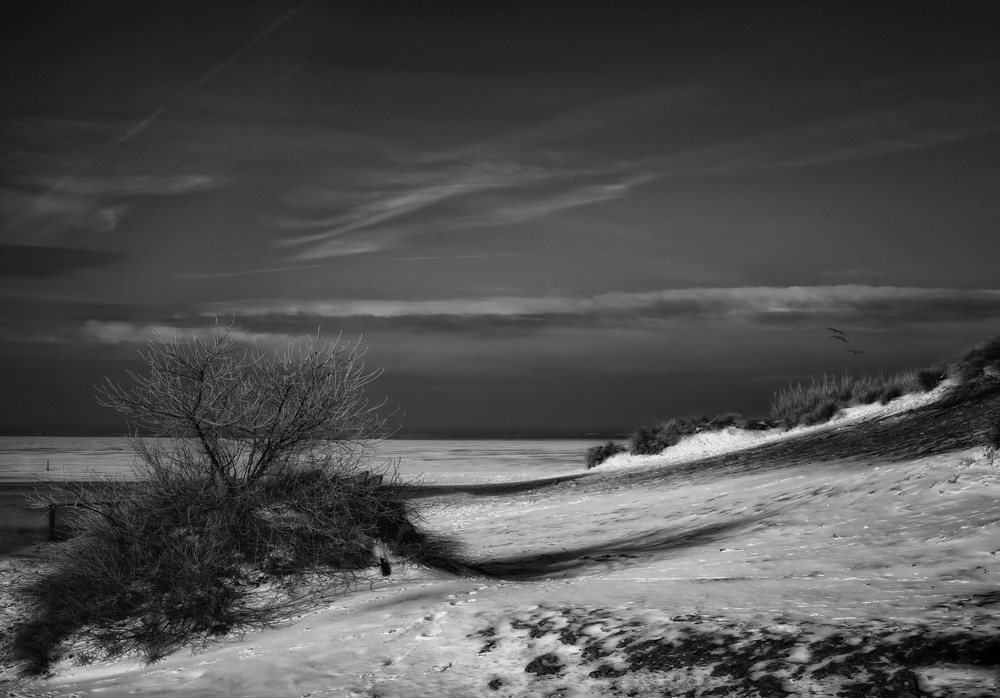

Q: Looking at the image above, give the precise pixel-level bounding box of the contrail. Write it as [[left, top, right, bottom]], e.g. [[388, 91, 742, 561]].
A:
[[276, 59, 310, 83], [114, 1, 314, 144], [36, 1, 314, 206], [115, 107, 166, 144]]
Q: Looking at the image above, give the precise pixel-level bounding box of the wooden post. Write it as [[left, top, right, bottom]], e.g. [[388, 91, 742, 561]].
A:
[[49, 506, 57, 541]]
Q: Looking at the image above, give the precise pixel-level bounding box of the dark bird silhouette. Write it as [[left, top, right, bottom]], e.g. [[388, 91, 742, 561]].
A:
[[847, 349, 865, 355], [830, 335, 848, 342], [826, 327, 846, 335]]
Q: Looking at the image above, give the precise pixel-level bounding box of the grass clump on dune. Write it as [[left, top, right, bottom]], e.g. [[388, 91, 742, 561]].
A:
[[984, 405, 1000, 465], [941, 333, 1000, 404], [771, 333, 1000, 427], [914, 364, 948, 392], [586, 441, 627, 468], [769, 371, 922, 429], [630, 416, 704, 456], [625, 413, 772, 459], [580, 413, 777, 465]]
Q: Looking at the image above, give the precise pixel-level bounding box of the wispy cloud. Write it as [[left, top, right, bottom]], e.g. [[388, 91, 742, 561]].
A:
[[81, 320, 213, 345], [274, 163, 653, 260], [387, 253, 531, 262], [266, 86, 1000, 264], [276, 161, 546, 232], [79, 319, 327, 355], [274, 184, 482, 259], [176, 252, 533, 278], [273, 161, 554, 257], [658, 97, 1000, 176], [68, 285, 1000, 355], [48, 175, 219, 197], [472, 175, 657, 226], [1, 172, 225, 238], [191, 285, 1000, 332]]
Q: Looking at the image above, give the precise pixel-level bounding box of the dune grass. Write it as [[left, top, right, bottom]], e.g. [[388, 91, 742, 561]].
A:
[[769, 370, 921, 429], [623, 413, 774, 460], [914, 364, 948, 392], [946, 333, 1000, 383], [985, 407, 1000, 465], [588, 332, 1000, 465], [941, 333, 1000, 405]]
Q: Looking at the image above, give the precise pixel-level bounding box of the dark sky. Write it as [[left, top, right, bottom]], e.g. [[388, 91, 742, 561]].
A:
[[2, 1, 999, 435]]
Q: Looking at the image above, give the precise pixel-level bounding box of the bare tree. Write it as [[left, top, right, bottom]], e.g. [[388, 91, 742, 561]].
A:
[[97, 320, 394, 489], [11, 322, 470, 673]]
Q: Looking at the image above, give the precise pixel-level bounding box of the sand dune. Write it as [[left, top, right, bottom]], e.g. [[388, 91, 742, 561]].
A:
[[5, 390, 999, 697]]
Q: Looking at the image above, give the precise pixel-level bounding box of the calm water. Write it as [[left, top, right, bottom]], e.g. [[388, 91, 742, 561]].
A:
[[0, 437, 601, 484]]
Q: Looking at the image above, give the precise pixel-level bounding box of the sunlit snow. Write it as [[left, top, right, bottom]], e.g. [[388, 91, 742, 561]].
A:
[[13, 387, 1000, 697]]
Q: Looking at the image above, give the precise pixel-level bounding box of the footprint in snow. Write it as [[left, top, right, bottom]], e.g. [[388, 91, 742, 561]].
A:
[[416, 611, 447, 639], [237, 646, 268, 659]]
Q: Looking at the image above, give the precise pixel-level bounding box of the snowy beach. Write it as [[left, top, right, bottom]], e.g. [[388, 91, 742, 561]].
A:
[[4, 389, 999, 697]]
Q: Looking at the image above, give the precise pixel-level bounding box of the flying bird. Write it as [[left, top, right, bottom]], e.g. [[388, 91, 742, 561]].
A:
[[847, 349, 866, 355], [830, 335, 848, 342], [826, 327, 846, 335]]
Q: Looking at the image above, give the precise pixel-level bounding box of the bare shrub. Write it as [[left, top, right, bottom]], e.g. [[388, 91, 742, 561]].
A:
[[10, 322, 470, 675], [628, 415, 722, 456], [97, 321, 392, 487], [629, 425, 671, 455], [624, 412, 775, 457]]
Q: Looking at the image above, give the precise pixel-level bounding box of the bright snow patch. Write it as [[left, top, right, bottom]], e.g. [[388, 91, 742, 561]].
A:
[[598, 382, 952, 472]]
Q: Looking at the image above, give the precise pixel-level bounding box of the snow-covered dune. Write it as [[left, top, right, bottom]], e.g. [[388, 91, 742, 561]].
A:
[[10, 389, 1000, 697]]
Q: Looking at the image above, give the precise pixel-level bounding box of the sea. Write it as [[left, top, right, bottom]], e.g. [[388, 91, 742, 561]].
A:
[[0, 437, 604, 485]]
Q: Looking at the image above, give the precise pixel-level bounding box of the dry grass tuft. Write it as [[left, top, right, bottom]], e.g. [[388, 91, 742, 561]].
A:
[[769, 371, 921, 428]]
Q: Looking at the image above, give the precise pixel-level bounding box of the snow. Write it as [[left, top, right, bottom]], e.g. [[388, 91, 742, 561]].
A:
[[596, 381, 953, 472], [9, 384, 1000, 697]]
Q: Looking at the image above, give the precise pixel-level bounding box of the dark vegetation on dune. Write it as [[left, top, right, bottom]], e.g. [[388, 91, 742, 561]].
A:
[[4, 323, 472, 676], [587, 332, 1000, 468], [984, 401, 1000, 465], [585, 441, 627, 469]]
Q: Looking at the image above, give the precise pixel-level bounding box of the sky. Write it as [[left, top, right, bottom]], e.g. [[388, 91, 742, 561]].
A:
[[1, 1, 999, 436]]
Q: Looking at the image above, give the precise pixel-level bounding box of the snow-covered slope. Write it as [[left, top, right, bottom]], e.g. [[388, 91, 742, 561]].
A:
[[11, 389, 1000, 697], [597, 382, 953, 473]]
